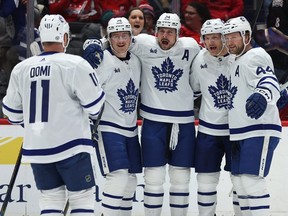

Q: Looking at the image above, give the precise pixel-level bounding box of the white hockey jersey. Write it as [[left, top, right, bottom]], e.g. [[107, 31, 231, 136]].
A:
[[96, 49, 141, 137], [3, 52, 105, 163], [131, 34, 200, 123], [228, 47, 282, 140], [191, 49, 234, 136]]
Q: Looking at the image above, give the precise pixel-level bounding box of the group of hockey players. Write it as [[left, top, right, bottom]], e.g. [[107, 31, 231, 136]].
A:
[[1, 9, 284, 216]]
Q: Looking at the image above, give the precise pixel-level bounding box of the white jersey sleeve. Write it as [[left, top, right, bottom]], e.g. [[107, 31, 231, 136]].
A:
[[131, 34, 200, 123], [3, 52, 105, 163], [228, 47, 281, 140]]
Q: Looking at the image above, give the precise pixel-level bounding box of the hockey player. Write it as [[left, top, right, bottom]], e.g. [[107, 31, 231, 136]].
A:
[[190, 18, 235, 216], [222, 16, 281, 216], [90, 17, 142, 216], [134, 13, 200, 216], [2, 14, 105, 216], [83, 13, 200, 216]]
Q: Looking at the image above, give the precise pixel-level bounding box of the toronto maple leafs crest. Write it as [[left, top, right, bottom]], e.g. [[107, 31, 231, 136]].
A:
[[117, 79, 139, 113], [208, 74, 237, 110], [152, 57, 183, 93]]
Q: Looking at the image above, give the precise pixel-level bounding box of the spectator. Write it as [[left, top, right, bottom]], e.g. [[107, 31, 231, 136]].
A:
[[126, 7, 145, 36], [148, 0, 171, 19], [263, 0, 273, 21], [253, 0, 288, 119], [181, 0, 244, 21], [49, 0, 102, 23], [0, 15, 14, 72], [16, 5, 45, 60], [179, 2, 211, 45], [0, 3, 15, 117], [139, 3, 156, 35], [0, 0, 27, 45], [98, 0, 147, 17], [0, 29, 12, 117], [99, 10, 116, 37], [0, 67, 9, 118], [266, 0, 288, 83]]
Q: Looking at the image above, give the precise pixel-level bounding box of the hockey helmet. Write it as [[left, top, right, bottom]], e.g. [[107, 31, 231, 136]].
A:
[[222, 16, 252, 38], [39, 14, 70, 44], [201, 18, 224, 36], [107, 17, 132, 38], [156, 13, 181, 35]]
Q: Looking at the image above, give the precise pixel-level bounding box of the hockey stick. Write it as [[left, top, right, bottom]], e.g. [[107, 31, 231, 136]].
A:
[[63, 106, 104, 215], [280, 80, 288, 91], [0, 146, 22, 216], [250, 0, 264, 33]]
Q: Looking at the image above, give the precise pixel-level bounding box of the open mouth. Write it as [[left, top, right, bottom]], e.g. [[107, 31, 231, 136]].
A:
[[161, 39, 169, 45], [134, 24, 141, 29], [209, 46, 217, 51]]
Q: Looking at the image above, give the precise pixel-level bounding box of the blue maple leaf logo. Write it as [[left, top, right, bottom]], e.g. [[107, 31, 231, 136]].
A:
[[152, 57, 183, 93], [208, 74, 237, 110], [117, 79, 139, 113]]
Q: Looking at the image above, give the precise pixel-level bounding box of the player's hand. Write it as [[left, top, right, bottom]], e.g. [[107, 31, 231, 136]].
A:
[[277, 89, 288, 110], [246, 92, 268, 119], [89, 119, 99, 143], [83, 39, 103, 69]]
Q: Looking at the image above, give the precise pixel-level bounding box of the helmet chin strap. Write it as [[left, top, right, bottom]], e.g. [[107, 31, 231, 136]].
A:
[[214, 43, 225, 57], [63, 34, 70, 53], [234, 35, 251, 58]]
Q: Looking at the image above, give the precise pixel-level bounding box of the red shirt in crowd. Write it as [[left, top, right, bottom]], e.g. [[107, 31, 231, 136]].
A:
[[180, 25, 202, 45], [49, 0, 102, 22], [98, 0, 147, 14], [181, 0, 244, 21]]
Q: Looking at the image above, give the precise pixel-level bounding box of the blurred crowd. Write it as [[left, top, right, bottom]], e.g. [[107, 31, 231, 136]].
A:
[[1, 0, 288, 119]]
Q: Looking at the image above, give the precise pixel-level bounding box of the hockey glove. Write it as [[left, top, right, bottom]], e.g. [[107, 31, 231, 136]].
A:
[[83, 39, 103, 69], [246, 92, 267, 119], [277, 89, 288, 110]]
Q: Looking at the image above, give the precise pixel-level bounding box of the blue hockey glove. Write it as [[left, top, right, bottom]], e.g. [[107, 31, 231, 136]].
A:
[[277, 89, 288, 110], [83, 39, 103, 69], [246, 92, 267, 119]]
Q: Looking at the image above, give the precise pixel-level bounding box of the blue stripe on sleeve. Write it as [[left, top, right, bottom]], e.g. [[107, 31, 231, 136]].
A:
[[2, 103, 23, 113], [82, 91, 105, 109]]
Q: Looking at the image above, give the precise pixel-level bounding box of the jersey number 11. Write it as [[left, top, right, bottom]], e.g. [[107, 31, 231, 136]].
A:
[[29, 80, 50, 123]]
